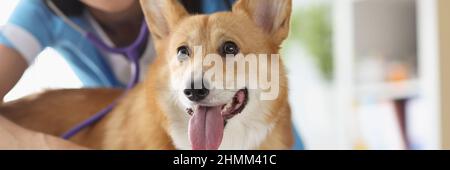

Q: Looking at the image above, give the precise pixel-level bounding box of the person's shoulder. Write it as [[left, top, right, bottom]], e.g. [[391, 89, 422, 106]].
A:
[[18, 0, 47, 7], [14, 0, 52, 14], [9, 0, 57, 27]]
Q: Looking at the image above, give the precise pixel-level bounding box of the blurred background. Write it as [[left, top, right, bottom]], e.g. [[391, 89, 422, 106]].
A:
[[2, 0, 450, 150]]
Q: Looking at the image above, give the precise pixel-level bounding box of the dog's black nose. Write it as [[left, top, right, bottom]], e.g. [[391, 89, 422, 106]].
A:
[[184, 82, 209, 102]]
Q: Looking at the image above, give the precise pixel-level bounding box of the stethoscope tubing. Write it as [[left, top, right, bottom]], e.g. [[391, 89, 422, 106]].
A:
[[46, 0, 147, 139]]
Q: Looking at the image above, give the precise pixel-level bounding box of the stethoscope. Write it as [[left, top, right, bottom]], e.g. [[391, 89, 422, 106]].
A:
[[46, 0, 149, 139]]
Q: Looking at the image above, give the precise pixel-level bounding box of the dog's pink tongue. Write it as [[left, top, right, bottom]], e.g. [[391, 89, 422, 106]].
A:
[[189, 106, 224, 150]]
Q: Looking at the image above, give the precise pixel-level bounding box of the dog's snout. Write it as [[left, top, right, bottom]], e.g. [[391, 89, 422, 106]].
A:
[[184, 81, 209, 102], [184, 88, 209, 102]]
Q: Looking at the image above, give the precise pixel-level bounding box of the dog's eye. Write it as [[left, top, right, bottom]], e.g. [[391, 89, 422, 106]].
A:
[[177, 46, 190, 61], [220, 41, 240, 56]]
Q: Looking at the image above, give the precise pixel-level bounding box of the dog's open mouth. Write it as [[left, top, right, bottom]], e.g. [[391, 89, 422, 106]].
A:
[[186, 89, 248, 150]]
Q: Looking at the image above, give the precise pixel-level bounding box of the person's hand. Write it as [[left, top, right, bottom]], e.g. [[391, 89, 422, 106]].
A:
[[0, 116, 86, 150]]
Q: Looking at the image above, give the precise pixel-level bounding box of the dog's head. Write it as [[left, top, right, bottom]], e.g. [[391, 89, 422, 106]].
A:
[[141, 0, 292, 150]]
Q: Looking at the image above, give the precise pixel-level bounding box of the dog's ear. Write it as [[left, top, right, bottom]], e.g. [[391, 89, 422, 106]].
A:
[[233, 0, 292, 45], [140, 0, 188, 41]]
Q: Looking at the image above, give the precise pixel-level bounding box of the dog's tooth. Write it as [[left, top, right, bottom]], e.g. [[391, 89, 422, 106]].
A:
[[186, 108, 194, 116]]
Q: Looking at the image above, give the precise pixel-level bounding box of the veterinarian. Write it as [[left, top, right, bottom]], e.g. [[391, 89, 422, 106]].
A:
[[0, 0, 235, 149]]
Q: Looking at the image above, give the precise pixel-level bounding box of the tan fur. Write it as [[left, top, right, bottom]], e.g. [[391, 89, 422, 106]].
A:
[[0, 0, 293, 150]]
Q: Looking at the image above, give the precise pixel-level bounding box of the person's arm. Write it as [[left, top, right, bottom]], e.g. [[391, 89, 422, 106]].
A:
[[0, 45, 27, 102], [0, 0, 58, 102], [0, 46, 86, 149], [0, 116, 86, 149], [0, 0, 87, 149]]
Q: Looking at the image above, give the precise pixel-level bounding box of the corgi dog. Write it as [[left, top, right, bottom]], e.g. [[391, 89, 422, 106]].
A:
[[0, 0, 293, 150]]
